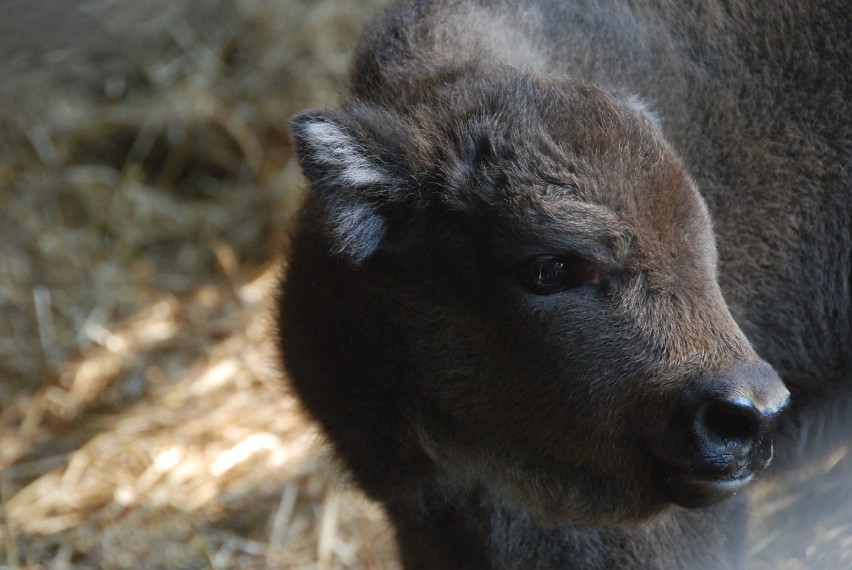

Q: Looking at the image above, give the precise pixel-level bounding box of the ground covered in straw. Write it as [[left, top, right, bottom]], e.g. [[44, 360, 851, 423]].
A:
[[0, 1, 848, 569], [2, 1, 396, 568]]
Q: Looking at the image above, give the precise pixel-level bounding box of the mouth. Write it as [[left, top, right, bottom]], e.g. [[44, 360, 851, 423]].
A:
[[662, 467, 757, 507], [654, 436, 773, 508]]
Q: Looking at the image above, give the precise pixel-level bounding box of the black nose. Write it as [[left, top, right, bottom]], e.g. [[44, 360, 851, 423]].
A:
[[657, 360, 790, 508], [691, 361, 790, 475], [698, 396, 762, 446], [696, 396, 775, 470]]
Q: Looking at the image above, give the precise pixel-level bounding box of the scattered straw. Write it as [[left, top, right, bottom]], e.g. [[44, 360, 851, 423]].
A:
[[1, 0, 396, 568]]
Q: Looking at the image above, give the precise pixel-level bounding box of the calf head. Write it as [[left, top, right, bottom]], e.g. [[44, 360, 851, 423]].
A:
[[288, 70, 789, 524]]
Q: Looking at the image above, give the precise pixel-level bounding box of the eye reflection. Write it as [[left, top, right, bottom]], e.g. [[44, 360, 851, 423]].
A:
[[521, 255, 599, 295]]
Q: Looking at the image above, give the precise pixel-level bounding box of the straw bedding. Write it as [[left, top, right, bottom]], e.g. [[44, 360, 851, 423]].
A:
[[1, 1, 396, 568]]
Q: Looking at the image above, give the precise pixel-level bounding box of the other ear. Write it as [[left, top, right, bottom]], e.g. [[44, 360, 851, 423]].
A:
[[290, 109, 408, 264], [613, 90, 664, 132]]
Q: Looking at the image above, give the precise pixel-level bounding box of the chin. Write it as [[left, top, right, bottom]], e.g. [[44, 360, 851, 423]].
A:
[[496, 466, 671, 528]]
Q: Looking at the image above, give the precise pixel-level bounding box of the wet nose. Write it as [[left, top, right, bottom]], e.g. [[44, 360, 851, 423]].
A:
[[693, 361, 790, 472]]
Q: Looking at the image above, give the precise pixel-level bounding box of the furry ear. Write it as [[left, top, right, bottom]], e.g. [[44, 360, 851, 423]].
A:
[[290, 110, 406, 264], [614, 90, 664, 132]]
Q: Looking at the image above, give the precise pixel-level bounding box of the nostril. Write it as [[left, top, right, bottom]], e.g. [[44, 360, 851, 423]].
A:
[[699, 397, 762, 447]]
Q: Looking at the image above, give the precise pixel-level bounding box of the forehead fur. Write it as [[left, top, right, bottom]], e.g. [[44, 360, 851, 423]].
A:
[[404, 73, 715, 279]]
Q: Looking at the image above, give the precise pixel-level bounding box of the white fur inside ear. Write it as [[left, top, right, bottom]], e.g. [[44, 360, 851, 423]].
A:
[[301, 119, 390, 187]]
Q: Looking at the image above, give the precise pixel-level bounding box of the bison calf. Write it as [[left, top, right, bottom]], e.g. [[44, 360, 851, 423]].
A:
[[277, 1, 851, 568]]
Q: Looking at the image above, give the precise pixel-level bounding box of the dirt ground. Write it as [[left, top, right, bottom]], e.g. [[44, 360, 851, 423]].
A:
[[0, 1, 848, 569]]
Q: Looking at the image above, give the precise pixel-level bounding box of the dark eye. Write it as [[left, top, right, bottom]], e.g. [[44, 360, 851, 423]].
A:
[[520, 255, 600, 295]]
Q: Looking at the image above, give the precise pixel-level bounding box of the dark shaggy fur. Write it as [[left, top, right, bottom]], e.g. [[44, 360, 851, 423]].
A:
[[278, 1, 851, 568]]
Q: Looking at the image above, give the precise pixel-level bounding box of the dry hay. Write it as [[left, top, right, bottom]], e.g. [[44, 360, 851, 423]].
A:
[[0, 1, 848, 569], [1, 0, 397, 568]]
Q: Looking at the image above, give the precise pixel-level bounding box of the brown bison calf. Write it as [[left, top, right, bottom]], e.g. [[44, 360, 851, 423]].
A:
[[278, 1, 851, 568]]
